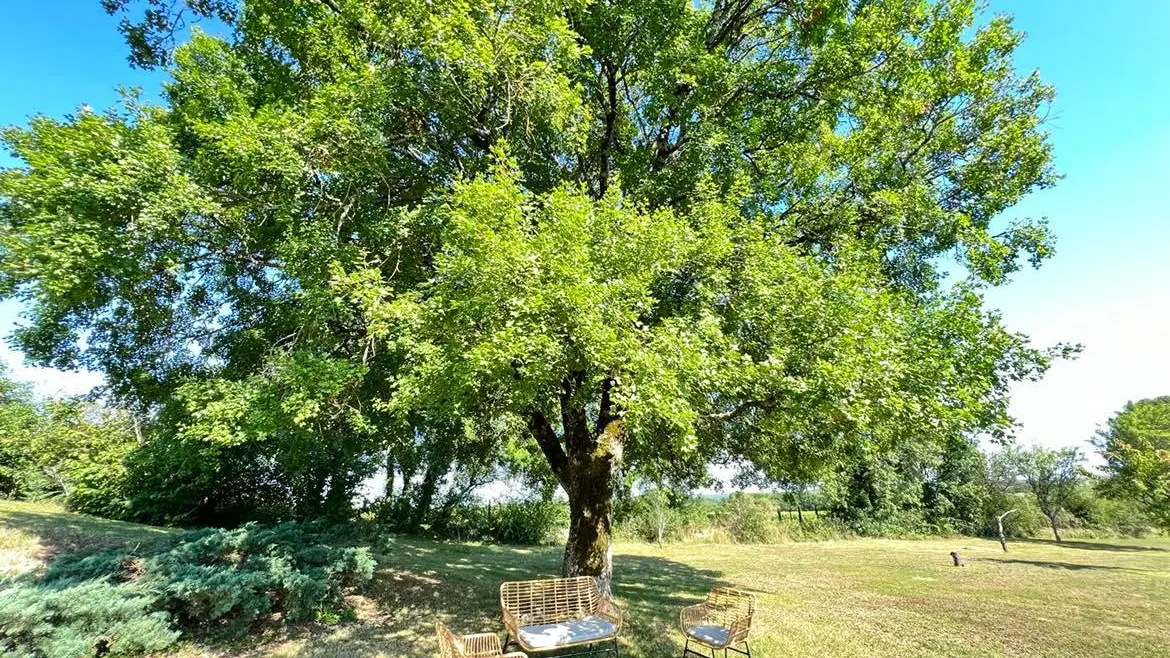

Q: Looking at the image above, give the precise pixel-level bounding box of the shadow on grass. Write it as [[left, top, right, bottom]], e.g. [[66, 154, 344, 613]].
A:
[[282, 536, 723, 658], [994, 558, 1150, 573], [1013, 538, 1168, 553], [0, 504, 175, 563]]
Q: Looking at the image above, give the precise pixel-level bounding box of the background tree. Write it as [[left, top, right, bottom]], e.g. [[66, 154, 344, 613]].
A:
[[0, 370, 43, 499], [1095, 397, 1170, 528], [821, 434, 990, 535], [0, 365, 138, 516], [1, 0, 1071, 587], [1009, 445, 1082, 543]]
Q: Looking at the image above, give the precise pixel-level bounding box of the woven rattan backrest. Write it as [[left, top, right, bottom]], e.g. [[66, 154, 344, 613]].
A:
[[704, 587, 756, 626], [435, 620, 462, 658], [500, 576, 601, 625]]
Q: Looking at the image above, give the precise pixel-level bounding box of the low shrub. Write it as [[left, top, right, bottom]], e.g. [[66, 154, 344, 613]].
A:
[[0, 521, 375, 658], [0, 579, 179, 658], [721, 493, 781, 543], [781, 515, 850, 541], [482, 499, 568, 545]]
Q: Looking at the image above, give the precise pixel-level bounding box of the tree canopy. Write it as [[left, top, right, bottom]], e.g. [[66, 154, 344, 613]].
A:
[[1006, 444, 1082, 543], [0, 0, 1069, 582], [1096, 396, 1170, 528]]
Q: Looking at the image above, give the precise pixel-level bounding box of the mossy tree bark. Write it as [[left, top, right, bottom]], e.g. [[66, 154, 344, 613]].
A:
[[526, 376, 622, 596]]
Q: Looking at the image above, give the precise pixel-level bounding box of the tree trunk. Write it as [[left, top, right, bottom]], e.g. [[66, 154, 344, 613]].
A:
[[561, 445, 617, 596], [383, 453, 396, 500], [1048, 514, 1062, 543], [526, 376, 623, 597], [413, 462, 440, 529], [996, 509, 1017, 553], [797, 507, 804, 524]]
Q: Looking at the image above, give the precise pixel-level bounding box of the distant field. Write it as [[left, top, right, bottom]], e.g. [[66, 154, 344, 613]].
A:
[[3, 499, 1169, 657]]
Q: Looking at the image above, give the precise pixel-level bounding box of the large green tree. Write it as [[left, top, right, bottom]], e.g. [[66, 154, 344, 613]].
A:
[[1, 0, 1068, 587], [1096, 397, 1170, 527]]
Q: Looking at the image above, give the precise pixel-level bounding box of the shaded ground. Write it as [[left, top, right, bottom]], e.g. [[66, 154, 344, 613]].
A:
[[3, 499, 1169, 657], [0, 499, 175, 575]]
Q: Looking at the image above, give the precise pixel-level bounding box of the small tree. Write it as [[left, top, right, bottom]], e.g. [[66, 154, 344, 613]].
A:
[[638, 488, 672, 545], [994, 509, 1018, 552], [1010, 446, 1082, 543]]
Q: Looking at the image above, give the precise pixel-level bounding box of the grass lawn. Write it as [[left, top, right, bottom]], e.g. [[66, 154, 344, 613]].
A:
[[3, 499, 1169, 657]]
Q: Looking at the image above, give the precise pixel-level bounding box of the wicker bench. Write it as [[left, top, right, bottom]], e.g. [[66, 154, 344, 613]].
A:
[[500, 576, 621, 656]]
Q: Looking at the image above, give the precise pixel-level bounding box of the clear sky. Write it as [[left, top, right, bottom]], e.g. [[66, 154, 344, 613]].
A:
[[1, 1, 1167, 457]]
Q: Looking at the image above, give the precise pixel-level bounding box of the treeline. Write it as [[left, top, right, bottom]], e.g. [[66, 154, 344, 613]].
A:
[[1, 360, 1167, 545], [615, 433, 1160, 544]]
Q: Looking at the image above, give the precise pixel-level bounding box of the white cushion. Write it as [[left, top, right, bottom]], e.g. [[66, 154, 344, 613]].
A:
[[686, 624, 731, 647], [517, 615, 618, 649]]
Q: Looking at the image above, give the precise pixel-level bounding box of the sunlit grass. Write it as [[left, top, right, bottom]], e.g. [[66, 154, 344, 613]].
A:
[[3, 499, 1169, 657]]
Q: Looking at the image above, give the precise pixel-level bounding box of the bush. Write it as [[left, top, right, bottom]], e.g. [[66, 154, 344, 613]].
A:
[[721, 493, 779, 543], [1061, 483, 1156, 537], [0, 521, 375, 658], [0, 394, 137, 519], [483, 499, 568, 545], [0, 580, 179, 658], [781, 515, 849, 541]]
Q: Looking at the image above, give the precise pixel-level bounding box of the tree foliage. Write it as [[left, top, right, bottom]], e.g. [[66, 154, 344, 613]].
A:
[[1006, 444, 1082, 542], [0, 367, 138, 517], [1096, 396, 1170, 528], [822, 435, 990, 535], [1, 0, 1070, 579]]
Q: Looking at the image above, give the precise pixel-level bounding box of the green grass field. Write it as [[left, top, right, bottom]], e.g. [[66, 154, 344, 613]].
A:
[[3, 499, 1169, 658]]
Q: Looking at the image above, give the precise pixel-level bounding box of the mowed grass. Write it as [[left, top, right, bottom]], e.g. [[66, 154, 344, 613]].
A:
[[2, 500, 1169, 658], [0, 499, 176, 576]]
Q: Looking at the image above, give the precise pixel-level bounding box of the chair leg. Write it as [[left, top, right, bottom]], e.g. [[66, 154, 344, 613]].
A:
[[725, 642, 751, 658]]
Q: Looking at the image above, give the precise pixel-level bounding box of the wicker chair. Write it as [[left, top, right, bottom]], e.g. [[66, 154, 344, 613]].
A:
[[499, 576, 621, 656], [678, 587, 756, 657], [436, 620, 528, 658]]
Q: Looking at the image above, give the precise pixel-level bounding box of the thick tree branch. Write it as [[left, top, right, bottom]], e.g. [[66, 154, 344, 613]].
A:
[[560, 372, 591, 454], [527, 410, 569, 486], [703, 394, 778, 422], [596, 376, 618, 439], [597, 60, 619, 197]]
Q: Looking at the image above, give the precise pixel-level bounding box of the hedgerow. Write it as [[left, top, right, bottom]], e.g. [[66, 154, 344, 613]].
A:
[[0, 522, 375, 658]]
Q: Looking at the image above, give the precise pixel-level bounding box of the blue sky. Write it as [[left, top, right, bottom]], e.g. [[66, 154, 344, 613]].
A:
[[0, 1, 1167, 456]]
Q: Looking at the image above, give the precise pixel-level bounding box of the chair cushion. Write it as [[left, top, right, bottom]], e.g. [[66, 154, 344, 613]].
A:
[[517, 615, 617, 649], [685, 624, 731, 647]]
